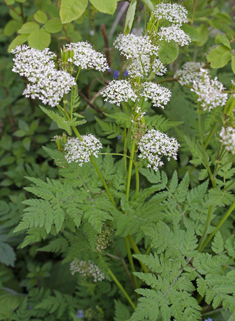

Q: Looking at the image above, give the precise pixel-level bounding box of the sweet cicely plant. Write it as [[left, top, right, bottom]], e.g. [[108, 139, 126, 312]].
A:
[[12, 2, 235, 320]]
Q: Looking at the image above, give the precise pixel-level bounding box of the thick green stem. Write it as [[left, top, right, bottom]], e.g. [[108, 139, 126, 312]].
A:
[[124, 237, 138, 289], [126, 140, 136, 200], [197, 205, 214, 252], [128, 235, 149, 273], [132, 159, 139, 201], [108, 269, 136, 310], [199, 202, 235, 252]]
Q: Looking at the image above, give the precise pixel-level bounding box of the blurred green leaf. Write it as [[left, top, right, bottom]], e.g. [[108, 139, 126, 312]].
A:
[[4, 20, 22, 36], [22, 137, 31, 151], [158, 41, 179, 64], [60, 0, 88, 24], [44, 18, 62, 33], [181, 24, 199, 42], [8, 34, 28, 52], [194, 24, 208, 46], [89, 0, 118, 14], [34, 10, 48, 24], [18, 22, 39, 34], [28, 29, 51, 50], [124, 0, 137, 36], [232, 55, 235, 74], [207, 45, 231, 69]]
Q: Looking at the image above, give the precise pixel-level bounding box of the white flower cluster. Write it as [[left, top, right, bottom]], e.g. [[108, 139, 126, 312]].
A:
[[158, 24, 191, 46], [141, 82, 171, 108], [174, 62, 204, 85], [219, 127, 235, 154], [101, 80, 137, 106], [65, 42, 109, 72], [154, 3, 188, 26], [191, 69, 228, 111], [152, 59, 167, 76], [64, 135, 102, 166], [138, 129, 180, 171], [12, 45, 76, 107], [70, 259, 105, 282], [114, 34, 159, 59]]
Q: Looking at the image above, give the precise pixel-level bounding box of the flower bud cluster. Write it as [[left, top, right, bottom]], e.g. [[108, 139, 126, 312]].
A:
[[95, 226, 111, 253], [11, 45, 76, 107], [64, 135, 102, 166], [65, 42, 109, 72], [219, 127, 235, 154], [101, 80, 137, 106], [138, 129, 180, 171], [191, 69, 228, 111], [154, 3, 188, 26], [174, 62, 204, 86], [70, 259, 105, 282]]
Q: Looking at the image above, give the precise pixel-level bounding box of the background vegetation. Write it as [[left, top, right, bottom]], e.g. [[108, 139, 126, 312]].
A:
[[0, 0, 235, 320]]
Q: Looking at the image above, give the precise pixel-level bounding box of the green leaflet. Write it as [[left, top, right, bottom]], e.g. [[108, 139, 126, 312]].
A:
[[130, 223, 235, 321], [60, 0, 88, 24], [89, 0, 118, 14], [124, 0, 137, 36]]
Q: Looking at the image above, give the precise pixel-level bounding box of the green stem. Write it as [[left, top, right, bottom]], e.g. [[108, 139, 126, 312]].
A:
[[126, 140, 135, 200], [198, 108, 216, 188], [204, 122, 217, 149], [132, 159, 139, 201], [128, 235, 149, 273], [108, 269, 136, 310], [197, 205, 214, 252], [124, 122, 127, 170], [124, 237, 138, 289], [199, 202, 235, 252], [71, 126, 117, 209]]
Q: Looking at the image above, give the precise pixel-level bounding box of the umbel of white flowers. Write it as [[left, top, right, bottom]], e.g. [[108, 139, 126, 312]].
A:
[[174, 61, 204, 86], [64, 135, 102, 166], [70, 259, 105, 282], [138, 129, 180, 172], [219, 127, 235, 154], [101, 80, 171, 108], [191, 68, 228, 111], [11, 43, 109, 107]]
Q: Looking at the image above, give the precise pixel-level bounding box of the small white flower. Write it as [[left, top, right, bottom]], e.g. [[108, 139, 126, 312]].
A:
[[141, 82, 171, 108], [219, 127, 235, 154], [114, 34, 159, 59], [138, 129, 180, 172], [158, 25, 191, 46], [191, 69, 228, 111], [154, 3, 188, 26], [65, 42, 109, 72], [152, 59, 167, 76], [101, 80, 137, 106], [70, 259, 105, 282], [174, 62, 204, 86], [64, 135, 102, 166]]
